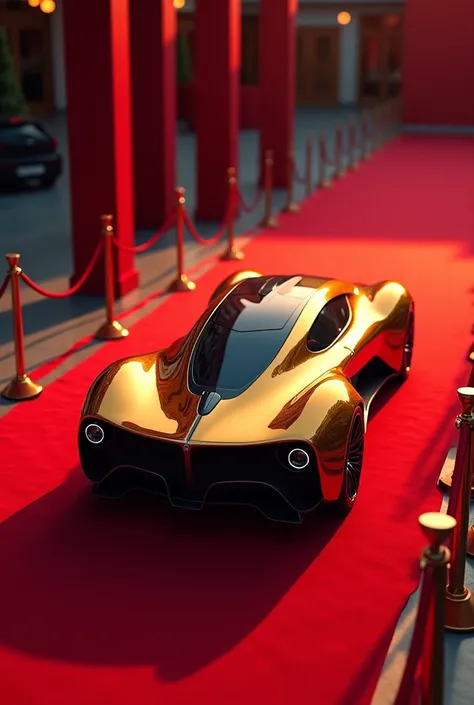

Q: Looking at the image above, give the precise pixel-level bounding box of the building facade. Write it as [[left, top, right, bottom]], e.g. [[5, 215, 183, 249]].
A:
[[0, 0, 403, 117]]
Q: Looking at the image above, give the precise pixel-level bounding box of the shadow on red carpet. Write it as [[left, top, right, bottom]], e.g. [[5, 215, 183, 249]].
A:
[[0, 469, 341, 679]]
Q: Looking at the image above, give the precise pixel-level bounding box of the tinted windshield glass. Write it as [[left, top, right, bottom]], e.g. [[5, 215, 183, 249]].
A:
[[190, 275, 314, 394], [192, 324, 293, 392], [0, 124, 49, 144]]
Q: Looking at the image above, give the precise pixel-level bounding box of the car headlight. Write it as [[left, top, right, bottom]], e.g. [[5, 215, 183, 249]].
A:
[[84, 423, 105, 445], [288, 448, 310, 471]]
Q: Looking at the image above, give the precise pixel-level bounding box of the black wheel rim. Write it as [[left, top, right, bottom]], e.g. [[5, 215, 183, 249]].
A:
[[403, 311, 414, 372], [346, 413, 364, 501]]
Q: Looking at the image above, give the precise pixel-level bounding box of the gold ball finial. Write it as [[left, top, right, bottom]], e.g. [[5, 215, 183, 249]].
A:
[[419, 512, 456, 549], [457, 387, 474, 418]]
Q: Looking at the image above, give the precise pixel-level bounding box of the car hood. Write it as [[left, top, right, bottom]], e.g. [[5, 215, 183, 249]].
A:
[[83, 323, 354, 446]]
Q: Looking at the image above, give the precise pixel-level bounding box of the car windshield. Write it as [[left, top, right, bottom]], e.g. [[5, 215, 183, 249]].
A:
[[190, 275, 314, 395], [0, 123, 49, 144]]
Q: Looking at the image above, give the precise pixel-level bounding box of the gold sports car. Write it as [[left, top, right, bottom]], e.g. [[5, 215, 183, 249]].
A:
[[79, 271, 414, 524]]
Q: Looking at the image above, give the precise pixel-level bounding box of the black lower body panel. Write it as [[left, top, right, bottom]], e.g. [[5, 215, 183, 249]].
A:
[[79, 419, 323, 524]]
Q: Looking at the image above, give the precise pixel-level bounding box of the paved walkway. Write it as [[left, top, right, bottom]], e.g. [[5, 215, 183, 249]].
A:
[[0, 107, 363, 405]]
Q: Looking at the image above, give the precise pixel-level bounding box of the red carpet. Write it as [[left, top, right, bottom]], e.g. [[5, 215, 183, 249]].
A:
[[1, 135, 474, 705]]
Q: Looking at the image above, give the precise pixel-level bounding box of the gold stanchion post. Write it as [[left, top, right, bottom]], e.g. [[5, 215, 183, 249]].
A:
[[347, 118, 359, 171], [259, 150, 279, 229], [95, 215, 129, 340], [333, 123, 346, 179], [361, 111, 371, 161], [445, 387, 474, 631], [305, 133, 313, 197], [221, 167, 244, 261], [169, 187, 196, 292], [282, 145, 300, 213], [1, 253, 43, 401], [318, 133, 332, 189], [419, 512, 455, 705]]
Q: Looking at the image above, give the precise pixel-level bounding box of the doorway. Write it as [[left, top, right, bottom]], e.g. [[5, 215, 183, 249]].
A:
[[359, 14, 403, 103], [296, 27, 340, 106], [0, 3, 54, 115]]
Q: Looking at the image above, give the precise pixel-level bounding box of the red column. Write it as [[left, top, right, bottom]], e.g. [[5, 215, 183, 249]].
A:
[[194, 0, 241, 222], [63, 0, 138, 296], [259, 0, 297, 188], [403, 0, 474, 126], [130, 0, 176, 229]]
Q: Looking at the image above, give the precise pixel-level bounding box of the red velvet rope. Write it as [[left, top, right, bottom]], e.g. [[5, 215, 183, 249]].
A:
[[20, 240, 104, 299], [112, 211, 176, 254], [446, 421, 470, 522], [392, 567, 434, 705], [0, 273, 11, 300], [183, 204, 229, 246], [237, 184, 264, 213]]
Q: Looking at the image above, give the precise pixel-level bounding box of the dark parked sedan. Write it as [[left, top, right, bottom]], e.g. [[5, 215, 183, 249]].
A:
[[0, 116, 62, 189]]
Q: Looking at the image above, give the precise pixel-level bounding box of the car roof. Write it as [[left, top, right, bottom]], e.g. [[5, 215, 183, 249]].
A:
[[216, 274, 334, 331]]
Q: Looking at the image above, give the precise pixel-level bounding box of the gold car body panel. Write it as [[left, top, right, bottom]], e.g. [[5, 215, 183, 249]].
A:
[[81, 275, 412, 502]]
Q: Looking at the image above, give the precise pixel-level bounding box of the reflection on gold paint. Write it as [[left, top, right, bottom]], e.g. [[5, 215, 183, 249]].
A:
[[81, 274, 413, 499]]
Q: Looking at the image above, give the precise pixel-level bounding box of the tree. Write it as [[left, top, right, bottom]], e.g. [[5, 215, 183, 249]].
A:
[[0, 28, 28, 117]]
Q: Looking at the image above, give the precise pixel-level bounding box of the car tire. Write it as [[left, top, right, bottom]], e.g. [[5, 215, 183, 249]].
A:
[[335, 405, 365, 513], [42, 176, 57, 189], [399, 304, 414, 381]]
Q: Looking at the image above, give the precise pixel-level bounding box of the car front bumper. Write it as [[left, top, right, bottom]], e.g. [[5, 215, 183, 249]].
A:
[[0, 153, 62, 186], [79, 417, 323, 524]]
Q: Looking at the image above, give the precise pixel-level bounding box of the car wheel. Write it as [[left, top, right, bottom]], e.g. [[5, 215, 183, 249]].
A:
[[399, 305, 414, 381], [42, 176, 57, 189], [335, 405, 365, 513]]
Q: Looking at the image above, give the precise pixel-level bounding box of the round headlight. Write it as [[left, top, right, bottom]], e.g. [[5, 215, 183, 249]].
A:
[[85, 423, 105, 445], [288, 448, 310, 471]]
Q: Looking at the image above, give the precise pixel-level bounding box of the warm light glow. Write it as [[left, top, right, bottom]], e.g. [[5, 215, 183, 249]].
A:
[[40, 0, 56, 13], [27, 0, 41, 7], [337, 11, 352, 26], [385, 14, 401, 28], [173, 0, 186, 9]]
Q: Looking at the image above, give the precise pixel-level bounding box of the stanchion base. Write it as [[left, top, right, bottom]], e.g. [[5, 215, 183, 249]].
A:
[[362, 153, 372, 161], [283, 202, 300, 214], [1, 374, 43, 401], [445, 588, 474, 632], [334, 170, 347, 179], [259, 216, 279, 229], [169, 274, 196, 292], [220, 246, 244, 261], [468, 348, 474, 362], [318, 180, 332, 189], [466, 527, 474, 558], [348, 162, 360, 171], [95, 320, 129, 341]]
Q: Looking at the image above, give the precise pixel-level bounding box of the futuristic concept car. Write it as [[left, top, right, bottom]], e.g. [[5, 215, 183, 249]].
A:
[[79, 271, 414, 524]]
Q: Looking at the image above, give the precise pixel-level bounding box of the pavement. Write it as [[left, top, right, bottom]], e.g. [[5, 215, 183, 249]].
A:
[[372, 448, 474, 705]]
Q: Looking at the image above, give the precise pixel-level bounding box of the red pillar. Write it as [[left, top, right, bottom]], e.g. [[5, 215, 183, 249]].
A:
[[130, 0, 176, 229], [194, 0, 241, 222], [63, 0, 138, 296], [259, 0, 297, 188], [403, 0, 474, 126]]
